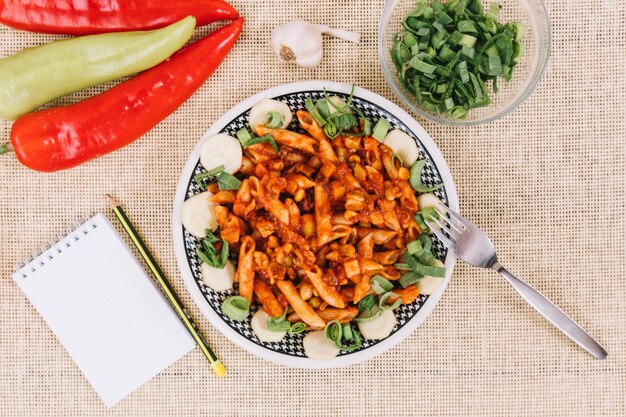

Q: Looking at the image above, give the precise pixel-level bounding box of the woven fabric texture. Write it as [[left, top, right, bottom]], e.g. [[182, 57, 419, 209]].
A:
[[0, 0, 624, 416]]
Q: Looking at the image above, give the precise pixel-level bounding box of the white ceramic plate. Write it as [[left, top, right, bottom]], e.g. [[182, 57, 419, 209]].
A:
[[172, 81, 459, 368]]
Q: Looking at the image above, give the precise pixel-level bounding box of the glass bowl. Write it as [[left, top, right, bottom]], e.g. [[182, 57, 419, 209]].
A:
[[378, 0, 551, 125]]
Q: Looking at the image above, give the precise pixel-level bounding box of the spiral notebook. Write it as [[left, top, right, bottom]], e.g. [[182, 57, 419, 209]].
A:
[[12, 213, 195, 407]]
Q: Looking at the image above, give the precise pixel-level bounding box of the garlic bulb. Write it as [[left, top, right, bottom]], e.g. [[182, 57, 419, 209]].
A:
[[271, 20, 360, 69]]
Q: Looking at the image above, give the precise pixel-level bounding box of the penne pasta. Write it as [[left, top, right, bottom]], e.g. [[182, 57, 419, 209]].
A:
[[236, 236, 256, 302], [304, 265, 346, 308], [254, 279, 284, 317], [288, 307, 358, 324], [296, 110, 328, 142], [255, 125, 318, 154], [276, 279, 325, 328]]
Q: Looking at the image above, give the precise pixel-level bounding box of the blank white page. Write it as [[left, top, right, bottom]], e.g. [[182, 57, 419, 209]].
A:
[[13, 213, 195, 407]]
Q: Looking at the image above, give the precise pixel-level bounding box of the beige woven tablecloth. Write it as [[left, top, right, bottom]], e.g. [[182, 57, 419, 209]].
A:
[[1, 0, 624, 415]]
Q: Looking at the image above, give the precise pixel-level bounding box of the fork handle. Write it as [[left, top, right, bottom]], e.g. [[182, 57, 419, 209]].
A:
[[494, 263, 607, 359]]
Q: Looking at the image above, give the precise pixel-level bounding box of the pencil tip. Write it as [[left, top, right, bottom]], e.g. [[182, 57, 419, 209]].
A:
[[105, 194, 118, 208], [212, 361, 227, 377]]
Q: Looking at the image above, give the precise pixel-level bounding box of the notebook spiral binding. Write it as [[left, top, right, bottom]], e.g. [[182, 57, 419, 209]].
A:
[[16, 213, 97, 278]]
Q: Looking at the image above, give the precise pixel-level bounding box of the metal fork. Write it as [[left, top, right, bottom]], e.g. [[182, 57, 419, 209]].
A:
[[425, 205, 607, 359]]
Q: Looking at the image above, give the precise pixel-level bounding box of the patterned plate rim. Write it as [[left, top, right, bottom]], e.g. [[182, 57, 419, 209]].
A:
[[172, 81, 459, 369]]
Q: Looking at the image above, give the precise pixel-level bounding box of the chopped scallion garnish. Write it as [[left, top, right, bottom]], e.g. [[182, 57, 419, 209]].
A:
[[222, 296, 250, 321], [372, 118, 391, 142], [265, 111, 285, 128], [370, 275, 394, 295], [391, 0, 524, 119]]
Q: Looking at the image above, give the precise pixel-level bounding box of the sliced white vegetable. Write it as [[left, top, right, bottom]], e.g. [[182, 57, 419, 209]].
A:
[[418, 260, 445, 295], [326, 95, 349, 115], [302, 330, 340, 360], [201, 260, 235, 291], [357, 308, 397, 340], [200, 133, 242, 174], [382, 129, 420, 166], [249, 98, 293, 130], [181, 191, 217, 238], [250, 309, 287, 342]]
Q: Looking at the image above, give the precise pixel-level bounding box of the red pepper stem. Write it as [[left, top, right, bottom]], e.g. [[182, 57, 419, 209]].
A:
[[0, 142, 13, 155]]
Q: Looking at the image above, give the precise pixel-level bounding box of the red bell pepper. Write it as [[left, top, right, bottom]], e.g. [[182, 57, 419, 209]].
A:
[[0, 0, 239, 35], [6, 18, 244, 172]]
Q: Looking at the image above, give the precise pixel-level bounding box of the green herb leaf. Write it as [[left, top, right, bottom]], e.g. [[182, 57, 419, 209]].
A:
[[196, 229, 229, 269], [241, 133, 279, 153], [193, 165, 225, 190], [222, 296, 250, 321], [217, 171, 242, 190]]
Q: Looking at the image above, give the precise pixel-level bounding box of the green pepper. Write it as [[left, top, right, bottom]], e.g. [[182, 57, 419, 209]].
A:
[[0, 16, 196, 120]]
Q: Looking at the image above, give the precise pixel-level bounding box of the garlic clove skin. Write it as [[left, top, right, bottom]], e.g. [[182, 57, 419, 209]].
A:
[[271, 20, 324, 69]]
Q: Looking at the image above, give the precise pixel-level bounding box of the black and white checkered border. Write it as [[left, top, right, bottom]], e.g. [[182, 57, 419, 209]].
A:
[[181, 90, 449, 358]]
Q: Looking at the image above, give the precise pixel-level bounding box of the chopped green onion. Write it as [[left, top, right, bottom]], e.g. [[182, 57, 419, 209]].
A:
[[267, 308, 291, 332], [353, 306, 382, 323], [406, 239, 422, 255], [460, 45, 475, 60], [217, 171, 242, 190], [265, 111, 284, 128], [410, 262, 446, 278], [399, 271, 422, 288], [370, 275, 394, 295], [305, 97, 327, 127], [222, 296, 249, 321], [485, 2, 501, 20], [363, 118, 373, 135], [357, 294, 377, 312], [410, 57, 437, 74], [512, 22, 524, 41], [458, 34, 477, 48], [289, 322, 307, 334], [392, 0, 524, 119], [236, 127, 253, 143], [458, 20, 478, 34], [372, 118, 391, 142], [193, 165, 225, 190], [324, 121, 338, 139], [342, 323, 354, 341], [409, 160, 444, 192], [486, 54, 503, 76], [196, 230, 229, 269], [414, 207, 439, 235], [240, 133, 279, 153], [324, 320, 362, 351], [379, 291, 402, 311]]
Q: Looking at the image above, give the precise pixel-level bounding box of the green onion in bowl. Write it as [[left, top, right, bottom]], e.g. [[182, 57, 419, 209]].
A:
[[379, 0, 551, 125], [391, 0, 524, 120]]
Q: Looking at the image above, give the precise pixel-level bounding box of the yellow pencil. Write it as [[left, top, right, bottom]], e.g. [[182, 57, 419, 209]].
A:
[[106, 194, 226, 377]]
